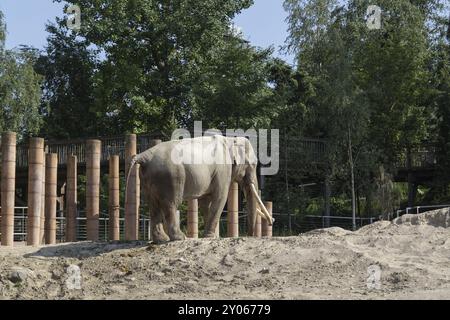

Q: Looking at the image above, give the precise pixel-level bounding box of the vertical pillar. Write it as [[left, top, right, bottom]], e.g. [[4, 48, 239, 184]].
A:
[[125, 134, 139, 240], [40, 153, 46, 244], [227, 182, 239, 237], [324, 175, 331, 228], [255, 215, 262, 238], [109, 155, 120, 241], [27, 137, 44, 246], [406, 148, 416, 208], [1, 132, 16, 246], [187, 199, 198, 238], [261, 201, 273, 238], [254, 190, 262, 238], [66, 155, 77, 242], [86, 140, 101, 241], [45, 153, 58, 245]]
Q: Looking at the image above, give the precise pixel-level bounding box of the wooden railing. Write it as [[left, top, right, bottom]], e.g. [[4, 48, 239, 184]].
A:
[[12, 134, 437, 172], [15, 133, 163, 169]]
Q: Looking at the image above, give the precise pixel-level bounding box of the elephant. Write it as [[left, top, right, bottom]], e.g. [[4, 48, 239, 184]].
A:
[[125, 135, 273, 244]]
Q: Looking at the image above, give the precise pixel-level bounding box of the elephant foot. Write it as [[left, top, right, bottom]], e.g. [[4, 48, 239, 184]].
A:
[[169, 231, 186, 242], [152, 231, 170, 245], [204, 232, 218, 239]]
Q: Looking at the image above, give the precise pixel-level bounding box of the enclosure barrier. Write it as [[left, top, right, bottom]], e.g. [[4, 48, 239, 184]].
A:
[[109, 155, 120, 241], [27, 138, 44, 246], [1, 132, 16, 246], [66, 155, 77, 242], [0, 131, 274, 245], [45, 153, 58, 244], [395, 205, 450, 219], [40, 153, 46, 244], [227, 182, 239, 237], [125, 134, 139, 240], [86, 140, 101, 241], [187, 199, 198, 238]]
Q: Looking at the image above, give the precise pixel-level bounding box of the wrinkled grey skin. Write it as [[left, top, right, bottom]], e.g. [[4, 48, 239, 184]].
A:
[[126, 135, 260, 244]]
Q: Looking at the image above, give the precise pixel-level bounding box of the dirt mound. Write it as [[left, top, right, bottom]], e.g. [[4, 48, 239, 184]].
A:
[[1, 209, 449, 300]]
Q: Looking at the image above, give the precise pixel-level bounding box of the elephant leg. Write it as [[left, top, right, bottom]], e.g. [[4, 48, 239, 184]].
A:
[[203, 191, 228, 238], [162, 203, 186, 241], [149, 203, 170, 244], [198, 196, 212, 229]]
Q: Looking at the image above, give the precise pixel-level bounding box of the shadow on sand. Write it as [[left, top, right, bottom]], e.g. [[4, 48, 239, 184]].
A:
[[24, 241, 150, 259]]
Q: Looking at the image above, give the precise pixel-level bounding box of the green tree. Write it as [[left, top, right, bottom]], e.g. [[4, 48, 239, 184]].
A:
[[50, 0, 254, 135], [0, 11, 43, 138], [190, 34, 276, 130], [426, 15, 450, 202], [35, 23, 102, 139], [283, 0, 443, 215]]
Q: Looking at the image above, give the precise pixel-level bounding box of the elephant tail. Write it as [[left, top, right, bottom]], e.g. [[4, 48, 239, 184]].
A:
[[124, 154, 139, 210]]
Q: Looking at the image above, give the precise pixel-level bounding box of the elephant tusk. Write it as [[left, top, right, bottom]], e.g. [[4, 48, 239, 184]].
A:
[[256, 208, 265, 218], [256, 209, 275, 224], [250, 183, 273, 225]]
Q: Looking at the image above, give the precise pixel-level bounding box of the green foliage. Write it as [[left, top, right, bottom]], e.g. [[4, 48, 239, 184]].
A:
[[190, 36, 276, 129], [283, 0, 449, 216], [35, 24, 102, 139], [2, 1, 448, 220], [41, 0, 261, 137], [0, 12, 43, 138]]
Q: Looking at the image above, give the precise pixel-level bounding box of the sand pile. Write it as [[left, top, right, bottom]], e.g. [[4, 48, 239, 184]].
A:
[[0, 208, 449, 300]]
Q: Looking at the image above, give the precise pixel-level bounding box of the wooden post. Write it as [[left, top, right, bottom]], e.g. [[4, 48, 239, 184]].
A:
[[125, 134, 139, 240], [324, 175, 331, 228], [109, 155, 120, 241], [227, 182, 239, 237], [40, 153, 46, 244], [27, 137, 44, 246], [86, 140, 101, 241], [255, 215, 262, 238], [45, 153, 58, 245], [187, 199, 198, 238], [254, 190, 262, 238], [261, 201, 273, 238], [66, 155, 77, 242], [1, 132, 16, 246]]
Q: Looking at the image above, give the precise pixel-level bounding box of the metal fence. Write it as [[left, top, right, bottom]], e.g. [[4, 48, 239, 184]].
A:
[[216, 211, 377, 236], [13, 207, 28, 242], [393, 205, 450, 219], [1, 207, 151, 243], [3, 207, 379, 241]]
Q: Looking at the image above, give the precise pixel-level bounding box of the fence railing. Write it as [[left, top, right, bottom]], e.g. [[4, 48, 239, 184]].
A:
[[298, 215, 376, 233], [3, 208, 382, 241], [12, 134, 332, 169], [12, 207, 28, 242], [393, 205, 450, 219], [14, 133, 164, 169], [1, 207, 151, 242]]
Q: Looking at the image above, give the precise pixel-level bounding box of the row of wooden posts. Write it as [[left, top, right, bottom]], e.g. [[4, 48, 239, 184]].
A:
[[0, 132, 272, 247]]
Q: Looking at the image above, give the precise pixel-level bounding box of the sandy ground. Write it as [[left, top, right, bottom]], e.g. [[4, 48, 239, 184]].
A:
[[0, 208, 449, 300]]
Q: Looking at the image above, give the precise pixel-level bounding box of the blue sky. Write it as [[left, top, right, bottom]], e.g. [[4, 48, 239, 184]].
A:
[[0, 0, 294, 64]]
